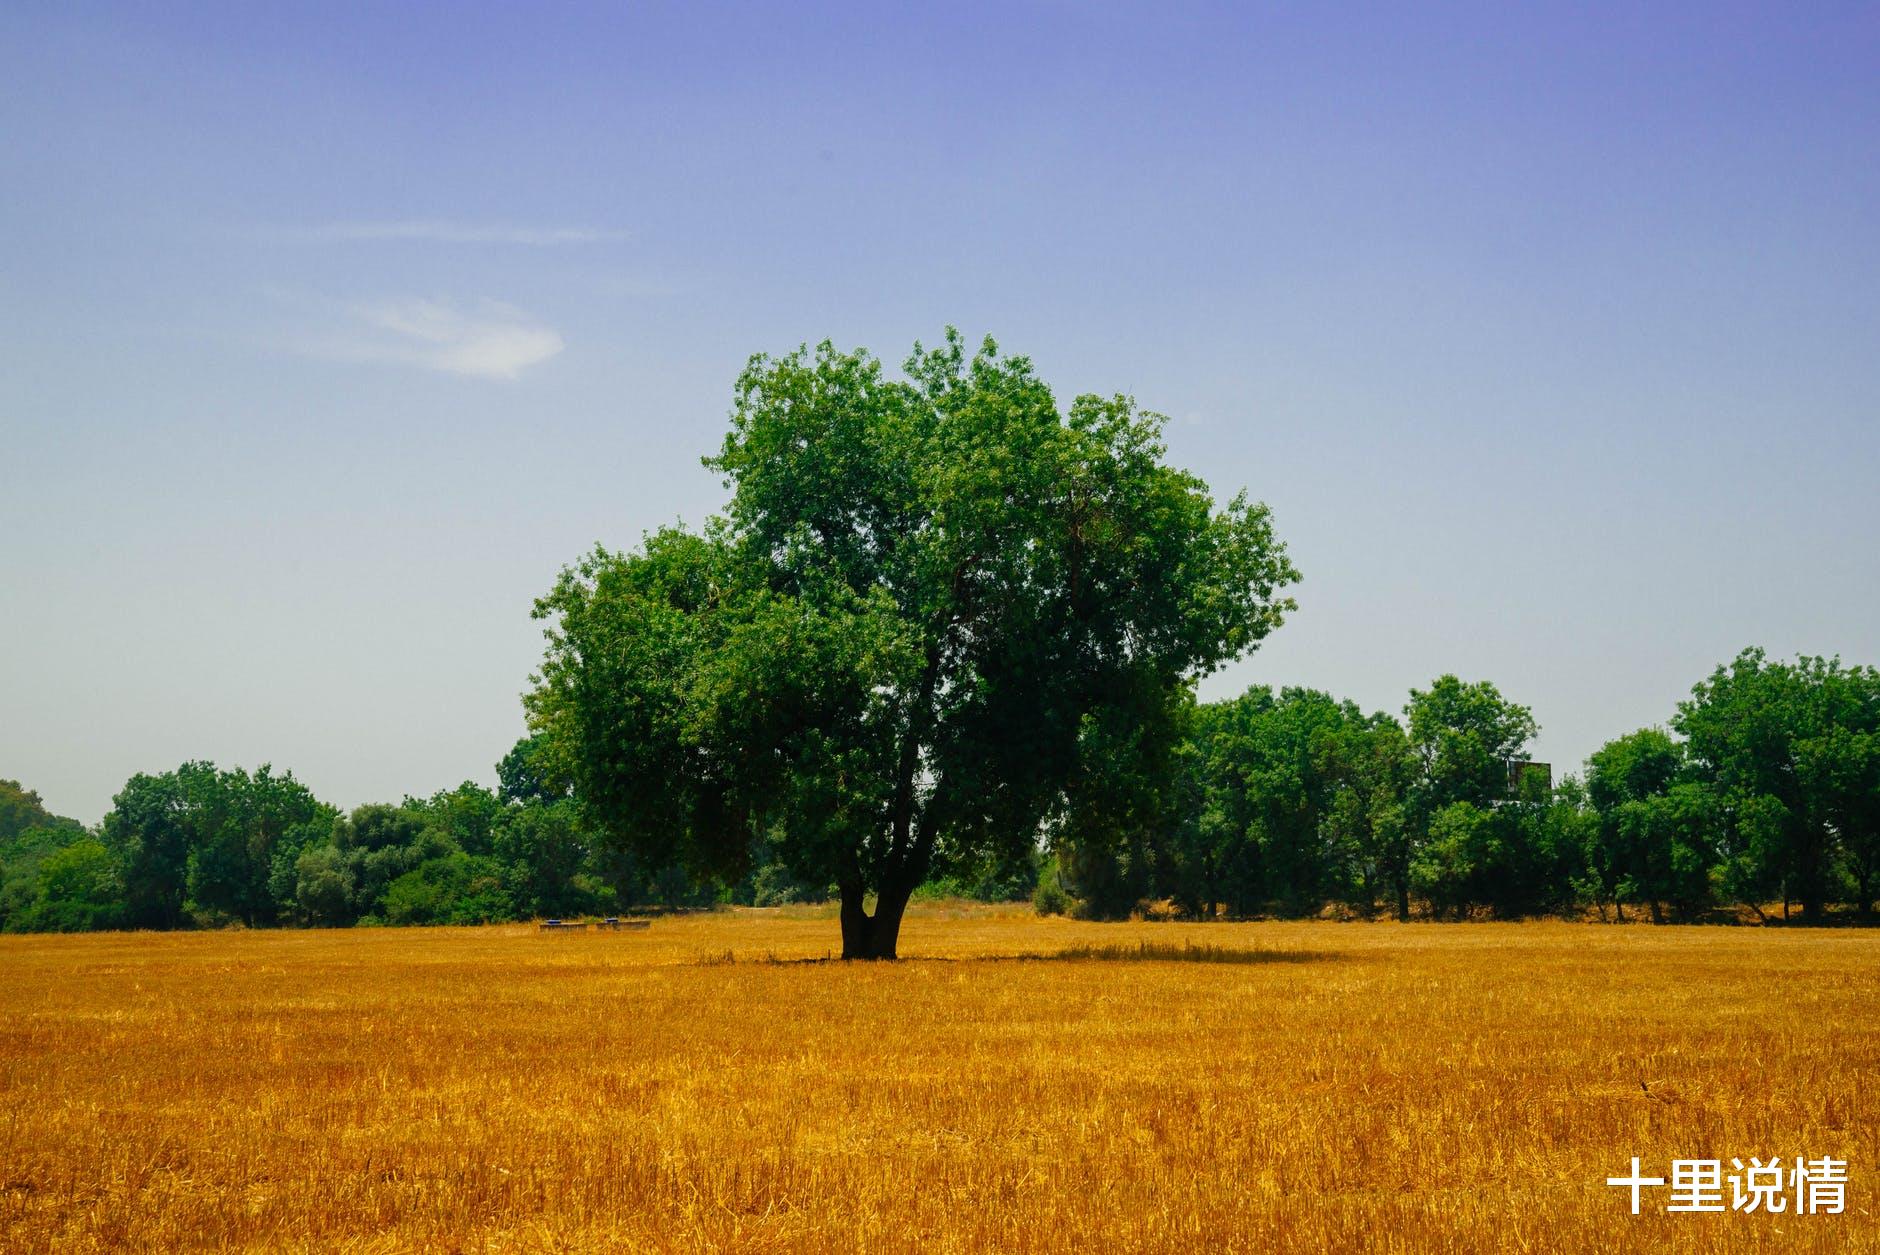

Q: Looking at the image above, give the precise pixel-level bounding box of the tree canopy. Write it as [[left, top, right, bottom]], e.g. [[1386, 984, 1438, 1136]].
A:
[[1674, 650, 1880, 918]]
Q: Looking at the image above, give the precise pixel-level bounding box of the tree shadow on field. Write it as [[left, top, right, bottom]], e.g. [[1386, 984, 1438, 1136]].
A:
[[1001, 940, 1334, 965], [697, 941, 1336, 966]]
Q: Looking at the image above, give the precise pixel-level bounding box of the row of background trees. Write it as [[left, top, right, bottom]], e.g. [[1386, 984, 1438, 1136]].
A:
[[1052, 649, 1880, 925], [0, 741, 715, 935], [3, 646, 1875, 933]]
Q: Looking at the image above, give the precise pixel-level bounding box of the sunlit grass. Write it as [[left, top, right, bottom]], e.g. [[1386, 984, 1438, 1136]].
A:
[[1, 904, 1873, 1252]]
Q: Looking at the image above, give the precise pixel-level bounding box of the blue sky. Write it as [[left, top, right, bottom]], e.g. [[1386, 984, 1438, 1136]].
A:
[[3, 2, 1877, 822]]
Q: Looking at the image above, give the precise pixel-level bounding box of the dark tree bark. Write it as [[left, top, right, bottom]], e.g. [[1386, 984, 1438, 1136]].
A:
[[838, 874, 918, 960], [1799, 874, 1825, 921], [1796, 830, 1829, 921], [835, 652, 943, 961]]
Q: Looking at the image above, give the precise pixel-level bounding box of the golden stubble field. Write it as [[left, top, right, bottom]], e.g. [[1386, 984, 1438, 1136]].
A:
[[0, 905, 1874, 1253]]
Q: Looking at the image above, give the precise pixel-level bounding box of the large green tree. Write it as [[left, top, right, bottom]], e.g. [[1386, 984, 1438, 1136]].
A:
[[103, 762, 211, 929], [1404, 676, 1538, 815], [528, 332, 1298, 957], [102, 762, 330, 928], [1800, 724, 1880, 913], [1583, 728, 1715, 922], [1177, 687, 1375, 917], [1675, 650, 1880, 920], [1312, 714, 1415, 919], [1397, 677, 1541, 918]]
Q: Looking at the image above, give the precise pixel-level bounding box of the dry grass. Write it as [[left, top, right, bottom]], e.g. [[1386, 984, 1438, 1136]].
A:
[[1, 904, 1874, 1252]]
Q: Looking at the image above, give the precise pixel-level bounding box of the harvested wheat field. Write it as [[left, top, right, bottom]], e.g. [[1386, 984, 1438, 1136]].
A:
[[0, 905, 1874, 1253]]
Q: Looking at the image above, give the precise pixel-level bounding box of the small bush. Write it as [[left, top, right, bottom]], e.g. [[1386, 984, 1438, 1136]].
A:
[[1032, 876, 1071, 917]]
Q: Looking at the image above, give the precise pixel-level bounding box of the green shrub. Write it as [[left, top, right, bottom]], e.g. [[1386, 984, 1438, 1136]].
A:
[[1032, 875, 1071, 917], [15, 840, 122, 933], [381, 853, 511, 925]]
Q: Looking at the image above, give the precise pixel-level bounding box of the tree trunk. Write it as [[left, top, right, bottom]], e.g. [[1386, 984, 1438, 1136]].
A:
[[1800, 880, 1825, 922], [1797, 833, 1828, 922], [836, 650, 941, 962], [838, 876, 917, 960], [1395, 879, 1410, 924], [838, 881, 870, 959]]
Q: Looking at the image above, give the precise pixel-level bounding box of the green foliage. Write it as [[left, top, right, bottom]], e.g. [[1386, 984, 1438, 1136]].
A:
[[1187, 687, 1380, 915], [493, 798, 596, 918], [1394, 677, 1561, 918], [1411, 802, 1496, 918], [1, 822, 90, 931], [1405, 676, 1538, 815], [1312, 716, 1415, 919], [4, 373, 1874, 942], [26, 765, 654, 931], [381, 853, 511, 926], [1408, 793, 1579, 920], [918, 846, 1041, 903], [340, 804, 443, 917], [102, 762, 332, 929], [1049, 685, 1192, 920], [0, 779, 80, 844], [14, 839, 122, 933], [496, 734, 566, 805], [1057, 673, 1583, 922], [1675, 649, 1880, 919], [1584, 729, 1712, 920], [588, 843, 716, 910], [405, 783, 506, 858], [1801, 724, 1880, 911], [289, 844, 357, 927], [1056, 837, 1154, 920], [752, 862, 829, 907]]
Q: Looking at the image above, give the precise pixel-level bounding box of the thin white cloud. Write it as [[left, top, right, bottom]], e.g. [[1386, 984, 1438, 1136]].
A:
[[298, 297, 565, 380], [288, 220, 628, 246]]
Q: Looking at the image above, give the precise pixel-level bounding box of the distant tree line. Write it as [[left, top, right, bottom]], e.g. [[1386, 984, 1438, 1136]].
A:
[[0, 740, 713, 935], [4, 646, 1874, 934], [1044, 648, 1880, 924]]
